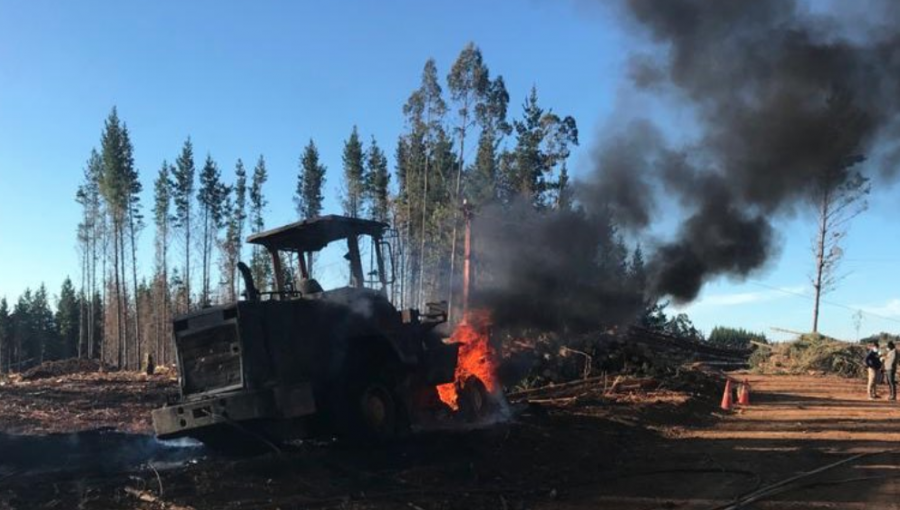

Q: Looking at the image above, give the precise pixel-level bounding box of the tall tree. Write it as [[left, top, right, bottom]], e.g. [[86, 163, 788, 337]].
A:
[[249, 155, 270, 290], [12, 290, 34, 370], [296, 140, 327, 220], [296, 140, 328, 275], [75, 149, 104, 358], [172, 138, 196, 311], [0, 298, 9, 373], [55, 277, 80, 360], [467, 76, 511, 206], [342, 127, 366, 218], [98, 107, 132, 368], [222, 159, 247, 302], [810, 103, 870, 332], [500, 87, 578, 208], [122, 125, 143, 368], [152, 161, 173, 362], [365, 137, 390, 223], [197, 154, 229, 306], [446, 44, 491, 317], [401, 58, 447, 307]]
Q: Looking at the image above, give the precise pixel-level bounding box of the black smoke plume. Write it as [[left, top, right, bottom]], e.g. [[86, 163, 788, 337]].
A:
[[471, 0, 900, 332], [595, 0, 900, 302]]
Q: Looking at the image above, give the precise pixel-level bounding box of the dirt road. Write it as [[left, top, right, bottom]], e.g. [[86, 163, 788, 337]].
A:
[[3, 372, 900, 509], [580, 374, 900, 509]]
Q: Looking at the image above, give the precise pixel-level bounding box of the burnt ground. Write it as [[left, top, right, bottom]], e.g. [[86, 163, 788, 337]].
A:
[[3, 371, 900, 509]]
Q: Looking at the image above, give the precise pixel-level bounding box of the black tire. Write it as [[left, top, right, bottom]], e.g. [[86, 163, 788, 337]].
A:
[[457, 376, 492, 422], [356, 382, 398, 441]]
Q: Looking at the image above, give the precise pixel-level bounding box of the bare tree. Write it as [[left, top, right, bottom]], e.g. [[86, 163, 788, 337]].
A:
[[810, 93, 870, 333]]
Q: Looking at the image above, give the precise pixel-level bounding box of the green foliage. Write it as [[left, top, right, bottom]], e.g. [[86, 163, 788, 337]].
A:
[[153, 161, 173, 240], [707, 326, 768, 349], [341, 127, 365, 218], [249, 155, 270, 290], [641, 301, 702, 341], [499, 87, 578, 208], [172, 138, 195, 232], [752, 333, 865, 378], [296, 140, 327, 220], [365, 137, 390, 222], [98, 107, 138, 222], [55, 278, 80, 359], [859, 332, 900, 345], [11, 286, 57, 368], [172, 137, 195, 306], [197, 154, 230, 305], [221, 159, 248, 301], [0, 298, 9, 373]]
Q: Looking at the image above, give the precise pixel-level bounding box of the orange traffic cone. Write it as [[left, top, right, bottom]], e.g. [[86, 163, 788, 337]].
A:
[[721, 379, 733, 411], [738, 378, 751, 405]]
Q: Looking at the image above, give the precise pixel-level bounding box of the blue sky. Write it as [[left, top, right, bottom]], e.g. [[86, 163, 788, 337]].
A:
[[0, 1, 898, 341]]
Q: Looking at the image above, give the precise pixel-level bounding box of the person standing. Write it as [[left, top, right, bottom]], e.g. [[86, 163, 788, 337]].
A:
[[885, 342, 898, 401], [865, 341, 883, 400]]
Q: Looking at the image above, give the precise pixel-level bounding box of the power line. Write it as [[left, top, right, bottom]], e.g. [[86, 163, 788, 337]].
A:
[[747, 279, 900, 326]]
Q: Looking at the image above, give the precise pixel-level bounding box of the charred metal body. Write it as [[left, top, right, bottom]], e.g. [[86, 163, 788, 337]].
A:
[[153, 215, 462, 447]]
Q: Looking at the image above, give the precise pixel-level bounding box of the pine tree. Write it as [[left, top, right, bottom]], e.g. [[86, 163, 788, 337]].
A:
[[56, 277, 80, 359], [296, 140, 327, 220], [152, 161, 173, 362], [98, 107, 132, 368], [76, 149, 104, 359], [249, 155, 270, 290], [222, 160, 247, 302], [12, 290, 34, 369], [365, 137, 390, 222], [0, 298, 10, 373], [296, 140, 328, 276], [30, 285, 56, 365], [197, 154, 229, 306], [122, 124, 143, 368], [342, 127, 366, 218], [501, 87, 578, 208], [172, 138, 196, 310]]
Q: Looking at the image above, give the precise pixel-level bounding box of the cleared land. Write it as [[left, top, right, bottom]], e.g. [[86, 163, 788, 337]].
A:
[[2, 371, 899, 509]]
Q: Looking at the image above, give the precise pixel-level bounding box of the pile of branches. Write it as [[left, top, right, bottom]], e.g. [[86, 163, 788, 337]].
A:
[[498, 326, 748, 392], [20, 358, 111, 381], [751, 334, 865, 378]]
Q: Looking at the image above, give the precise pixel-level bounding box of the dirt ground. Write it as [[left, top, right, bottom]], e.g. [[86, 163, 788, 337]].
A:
[[0, 370, 177, 434], [2, 371, 900, 509]]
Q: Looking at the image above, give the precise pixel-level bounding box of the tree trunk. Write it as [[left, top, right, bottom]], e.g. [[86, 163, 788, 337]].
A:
[[447, 106, 469, 323], [112, 220, 123, 368], [129, 207, 141, 370], [812, 188, 830, 334]]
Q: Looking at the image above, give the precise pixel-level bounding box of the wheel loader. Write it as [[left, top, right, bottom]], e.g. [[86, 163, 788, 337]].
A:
[[152, 215, 491, 450]]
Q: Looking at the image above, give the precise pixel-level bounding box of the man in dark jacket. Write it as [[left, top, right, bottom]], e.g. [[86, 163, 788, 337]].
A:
[[865, 341, 883, 400], [885, 342, 898, 401]]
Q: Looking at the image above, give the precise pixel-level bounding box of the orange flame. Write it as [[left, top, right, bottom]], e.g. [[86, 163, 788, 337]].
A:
[[436, 309, 498, 410]]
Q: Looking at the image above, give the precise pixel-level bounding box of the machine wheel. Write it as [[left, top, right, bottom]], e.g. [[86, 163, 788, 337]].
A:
[[356, 382, 398, 440], [457, 376, 492, 422]]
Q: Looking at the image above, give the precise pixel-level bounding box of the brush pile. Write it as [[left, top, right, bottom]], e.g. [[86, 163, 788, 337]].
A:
[[499, 326, 750, 392], [20, 358, 110, 381], [751, 334, 865, 378]]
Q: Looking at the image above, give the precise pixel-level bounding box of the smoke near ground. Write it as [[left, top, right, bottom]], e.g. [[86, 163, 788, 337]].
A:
[[473, 0, 900, 330], [472, 201, 642, 333]]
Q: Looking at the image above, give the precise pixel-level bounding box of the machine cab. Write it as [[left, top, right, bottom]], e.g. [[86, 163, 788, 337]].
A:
[[242, 215, 395, 301]]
